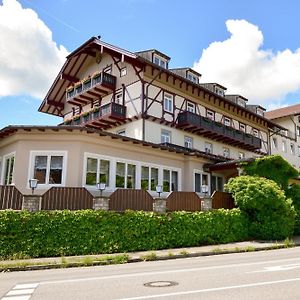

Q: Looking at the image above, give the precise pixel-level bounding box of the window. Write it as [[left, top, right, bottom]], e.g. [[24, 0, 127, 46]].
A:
[[239, 123, 246, 132], [184, 136, 193, 149], [117, 129, 126, 136], [3, 154, 15, 185], [187, 102, 195, 113], [272, 137, 278, 149], [115, 92, 123, 104], [187, 73, 198, 83], [153, 55, 167, 68], [256, 108, 264, 116], [116, 162, 136, 189], [86, 157, 110, 186], [238, 152, 245, 159], [252, 129, 259, 137], [205, 142, 213, 154], [163, 93, 173, 113], [33, 154, 64, 185], [237, 99, 246, 107], [141, 166, 159, 191], [120, 67, 127, 77], [103, 65, 112, 74], [291, 143, 295, 155], [206, 109, 215, 121], [161, 130, 171, 143], [223, 147, 230, 158], [297, 126, 300, 137], [211, 175, 223, 193], [194, 172, 210, 194], [215, 87, 224, 97], [282, 140, 287, 152], [224, 117, 231, 127], [163, 169, 178, 192]]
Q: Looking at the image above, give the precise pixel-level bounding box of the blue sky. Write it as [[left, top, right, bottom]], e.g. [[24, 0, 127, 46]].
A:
[[1, 0, 300, 128]]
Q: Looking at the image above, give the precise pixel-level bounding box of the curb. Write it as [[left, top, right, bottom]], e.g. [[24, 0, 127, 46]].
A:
[[0, 243, 295, 272]]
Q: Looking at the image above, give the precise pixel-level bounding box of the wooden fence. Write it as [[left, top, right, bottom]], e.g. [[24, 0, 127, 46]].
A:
[[0, 185, 23, 210], [109, 189, 153, 211], [41, 187, 94, 210], [167, 192, 202, 211], [212, 191, 235, 209]]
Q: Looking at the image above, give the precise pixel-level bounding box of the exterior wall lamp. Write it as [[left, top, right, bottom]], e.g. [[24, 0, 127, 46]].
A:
[[29, 179, 38, 195], [97, 182, 106, 197], [156, 185, 163, 198]]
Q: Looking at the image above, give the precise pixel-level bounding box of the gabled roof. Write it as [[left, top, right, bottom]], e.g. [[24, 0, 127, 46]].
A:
[[0, 125, 229, 163], [265, 103, 300, 120], [135, 49, 171, 61]]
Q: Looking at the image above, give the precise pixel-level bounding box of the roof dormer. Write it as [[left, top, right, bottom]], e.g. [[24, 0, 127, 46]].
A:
[[170, 68, 201, 84], [246, 104, 266, 117], [135, 49, 170, 69], [200, 83, 227, 97], [225, 95, 248, 108]]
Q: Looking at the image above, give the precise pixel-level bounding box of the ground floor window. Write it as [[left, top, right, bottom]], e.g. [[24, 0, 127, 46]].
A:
[[3, 154, 15, 185], [141, 166, 159, 191], [211, 175, 224, 194], [194, 172, 209, 194], [86, 157, 110, 186], [33, 155, 63, 185], [116, 162, 136, 189], [163, 169, 178, 192]]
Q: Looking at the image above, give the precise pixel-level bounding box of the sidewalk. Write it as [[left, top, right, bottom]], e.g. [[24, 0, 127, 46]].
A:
[[1, 237, 299, 272]]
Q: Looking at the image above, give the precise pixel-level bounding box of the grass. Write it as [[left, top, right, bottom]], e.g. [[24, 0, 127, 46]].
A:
[[179, 250, 189, 256], [140, 252, 157, 261]]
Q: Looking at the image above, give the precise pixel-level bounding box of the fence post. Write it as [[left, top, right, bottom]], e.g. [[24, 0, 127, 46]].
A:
[[153, 198, 167, 213], [201, 197, 212, 211], [93, 197, 110, 210], [22, 195, 42, 212]]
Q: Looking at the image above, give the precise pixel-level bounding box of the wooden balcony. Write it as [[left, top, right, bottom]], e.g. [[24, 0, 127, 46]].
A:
[[66, 103, 126, 128], [177, 111, 261, 151], [66, 72, 117, 106]]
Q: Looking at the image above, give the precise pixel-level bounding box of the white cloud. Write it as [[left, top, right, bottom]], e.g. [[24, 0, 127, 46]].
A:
[[193, 19, 300, 108], [0, 0, 68, 99]]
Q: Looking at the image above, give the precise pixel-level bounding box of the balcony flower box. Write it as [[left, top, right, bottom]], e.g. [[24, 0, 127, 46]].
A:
[[74, 82, 82, 94], [63, 119, 72, 125], [73, 115, 81, 125], [82, 111, 90, 123], [82, 77, 91, 91], [92, 107, 100, 119], [92, 72, 102, 85]]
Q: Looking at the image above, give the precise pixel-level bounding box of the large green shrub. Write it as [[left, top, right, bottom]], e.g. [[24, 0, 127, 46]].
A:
[[0, 209, 248, 259], [286, 184, 300, 234], [225, 175, 295, 240], [243, 155, 299, 191]]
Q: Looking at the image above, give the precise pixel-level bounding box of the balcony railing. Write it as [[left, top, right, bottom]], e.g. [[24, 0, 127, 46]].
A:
[[177, 111, 261, 151], [64, 103, 126, 127], [66, 72, 117, 105]]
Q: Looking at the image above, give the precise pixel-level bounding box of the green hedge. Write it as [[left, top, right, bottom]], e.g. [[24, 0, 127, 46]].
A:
[[0, 209, 248, 259]]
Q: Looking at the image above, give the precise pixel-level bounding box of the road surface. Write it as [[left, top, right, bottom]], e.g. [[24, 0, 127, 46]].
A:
[[1, 247, 300, 299]]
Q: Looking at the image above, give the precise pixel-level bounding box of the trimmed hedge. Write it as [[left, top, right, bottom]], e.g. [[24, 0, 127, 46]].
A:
[[0, 209, 248, 259]]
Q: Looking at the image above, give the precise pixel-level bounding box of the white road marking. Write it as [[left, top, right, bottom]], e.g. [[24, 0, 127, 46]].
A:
[[6, 289, 34, 296], [2, 296, 31, 300], [249, 263, 300, 273], [117, 277, 300, 300], [14, 284, 39, 290], [40, 256, 300, 286]]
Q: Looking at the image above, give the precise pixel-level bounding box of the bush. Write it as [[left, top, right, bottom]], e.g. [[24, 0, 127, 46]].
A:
[[286, 184, 300, 234], [242, 155, 299, 191], [0, 209, 249, 259], [225, 175, 295, 240]]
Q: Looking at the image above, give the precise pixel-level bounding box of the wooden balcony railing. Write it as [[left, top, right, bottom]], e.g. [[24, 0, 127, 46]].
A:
[[65, 103, 126, 128], [177, 111, 261, 151], [66, 72, 117, 106]]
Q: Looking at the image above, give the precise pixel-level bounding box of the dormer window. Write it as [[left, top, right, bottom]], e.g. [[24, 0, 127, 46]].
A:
[[215, 87, 225, 97], [153, 54, 167, 68], [206, 109, 215, 121], [187, 102, 195, 113], [237, 98, 246, 107], [256, 108, 264, 116], [187, 73, 198, 84]]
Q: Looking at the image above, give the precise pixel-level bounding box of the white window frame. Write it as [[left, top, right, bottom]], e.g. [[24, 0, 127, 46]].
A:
[[115, 161, 137, 189], [282, 140, 287, 153], [187, 102, 195, 113], [256, 108, 264, 116], [211, 173, 225, 193], [239, 123, 246, 132], [153, 54, 167, 68], [28, 151, 67, 189], [184, 136, 193, 149], [161, 129, 171, 143], [204, 142, 213, 154], [224, 117, 231, 127], [252, 129, 259, 137], [187, 73, 198, 83], [120, 67, 127, 77], [193, 169, 211, 195], [298, 146, 300, 157], [163, 93, 174, 113], [223, 147, 230, 158], [272, 137, 278, 149], [206, 109, 215, 121], [1, 152, 16, 185], [237, 98, 246, 107]]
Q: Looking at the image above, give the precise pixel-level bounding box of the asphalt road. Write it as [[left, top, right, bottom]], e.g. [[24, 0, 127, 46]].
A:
[[1, 247, 300, 299]]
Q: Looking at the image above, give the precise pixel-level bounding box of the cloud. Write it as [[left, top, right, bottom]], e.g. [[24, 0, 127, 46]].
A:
[[193, 19, 300, 108], [0, 0, 68, 99]]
